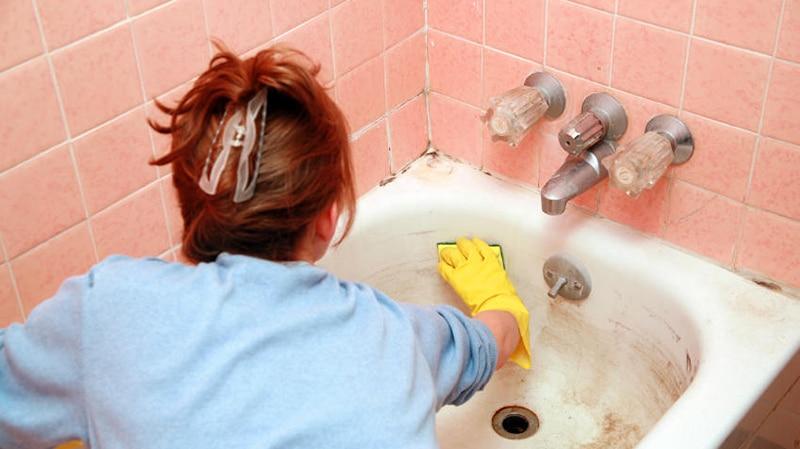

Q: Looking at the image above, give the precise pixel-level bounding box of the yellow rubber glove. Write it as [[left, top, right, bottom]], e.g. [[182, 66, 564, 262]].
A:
[[438, 237, 531, 369]]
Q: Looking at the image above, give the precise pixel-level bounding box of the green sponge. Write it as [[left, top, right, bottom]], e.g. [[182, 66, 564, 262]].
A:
[[437, 242, 505, 269]]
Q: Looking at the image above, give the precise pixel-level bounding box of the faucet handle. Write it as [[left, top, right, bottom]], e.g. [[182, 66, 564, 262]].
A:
[[487, 86, 550, 146], [558, 93, 628, 155], [559, 111, 605, 154], [485, 72, 566, 147], [605, 114, 694, 197]]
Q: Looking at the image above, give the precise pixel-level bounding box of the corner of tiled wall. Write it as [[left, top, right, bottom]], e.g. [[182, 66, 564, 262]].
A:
[[426, 0, 800, 296], [0, 0, 429, 324]]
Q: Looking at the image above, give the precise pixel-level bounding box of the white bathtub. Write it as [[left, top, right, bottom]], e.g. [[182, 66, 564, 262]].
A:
[[320, 153, 800, 449]]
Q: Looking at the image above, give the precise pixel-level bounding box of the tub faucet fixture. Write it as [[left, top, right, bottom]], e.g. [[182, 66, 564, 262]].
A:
[[604, 114, 694, 197], [485, 72, 566, 147], [541, 140, 616, 215], [559, 93, 628, 155]]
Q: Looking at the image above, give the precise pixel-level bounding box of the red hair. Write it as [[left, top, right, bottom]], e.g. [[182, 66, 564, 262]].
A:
[[150, 44, 356, 263]]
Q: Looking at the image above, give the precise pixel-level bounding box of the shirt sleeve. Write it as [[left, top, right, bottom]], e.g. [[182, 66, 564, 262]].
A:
[[0, 274, 90, 449], [399, 303, 498, 410]]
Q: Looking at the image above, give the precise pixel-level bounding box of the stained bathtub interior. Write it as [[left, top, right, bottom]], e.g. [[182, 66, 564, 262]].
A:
[[321, 156, 702, 448]]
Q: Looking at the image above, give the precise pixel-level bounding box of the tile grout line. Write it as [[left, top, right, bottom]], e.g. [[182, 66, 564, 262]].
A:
[[379, 0, 394, 174], [198, 0, 214, 59], [607, 0, 620, 87], [327, 1, 339, 82], [478, 0, 487, 169], [66, 144, 101, 262], [0, 235, 26, 320], [677, 0, 697, 113], [732, 0, 788, 271], [542, 0, 550, 68], [663, 0, 698, 241], [423, 0, 433, 145]]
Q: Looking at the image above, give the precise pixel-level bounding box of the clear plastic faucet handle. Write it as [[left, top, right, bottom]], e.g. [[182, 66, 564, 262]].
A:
[[486, 86, 549, 147], [609, 131, 674, 197]]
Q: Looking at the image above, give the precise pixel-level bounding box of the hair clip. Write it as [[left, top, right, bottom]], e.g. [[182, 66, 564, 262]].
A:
[[197, 89, 269, 202], [233, 89, 268, 203], [198, 106, 232, 195]]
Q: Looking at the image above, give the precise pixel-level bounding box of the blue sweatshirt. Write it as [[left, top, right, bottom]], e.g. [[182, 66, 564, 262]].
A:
[[0, 253, 497, 449]]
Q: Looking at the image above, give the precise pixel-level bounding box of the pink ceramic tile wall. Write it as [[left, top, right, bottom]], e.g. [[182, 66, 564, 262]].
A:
[[0, 0, 426, 324], [428, 0, 800, 291]]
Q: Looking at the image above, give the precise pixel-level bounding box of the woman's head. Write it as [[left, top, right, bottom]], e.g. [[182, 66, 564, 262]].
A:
[[150, 44, 356, 264]]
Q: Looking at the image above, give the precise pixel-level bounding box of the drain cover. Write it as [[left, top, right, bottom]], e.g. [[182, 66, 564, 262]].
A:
[[492, 406, 539, 440]]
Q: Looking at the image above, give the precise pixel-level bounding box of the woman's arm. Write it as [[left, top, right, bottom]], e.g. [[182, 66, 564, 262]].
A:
[[1, 275, 89, 449], [475, 310, 520, 369]]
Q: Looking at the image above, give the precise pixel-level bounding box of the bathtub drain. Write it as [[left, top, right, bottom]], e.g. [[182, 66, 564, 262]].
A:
[[492, 406, 539, 440]]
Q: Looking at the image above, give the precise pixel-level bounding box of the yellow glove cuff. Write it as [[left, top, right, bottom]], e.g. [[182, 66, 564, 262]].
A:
[[473, 294, 531, 370]]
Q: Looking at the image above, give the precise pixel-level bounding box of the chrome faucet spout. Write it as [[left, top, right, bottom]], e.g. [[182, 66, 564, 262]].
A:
[[541, 141, 616, 215]]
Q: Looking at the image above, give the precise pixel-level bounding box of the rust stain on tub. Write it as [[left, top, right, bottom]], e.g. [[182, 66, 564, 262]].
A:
[[539, 296, 690, 449]]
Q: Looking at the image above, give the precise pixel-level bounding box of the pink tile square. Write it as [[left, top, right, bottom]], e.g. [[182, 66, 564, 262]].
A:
[[160, 176, 184, 247], [483, 128, 541, 186], [204, 0, 272, 54], [748, 139, 800, 220], [128, 0, 169, 15], [133, 0, 209, 98], [673, 112, 756, 201], [91, 183, 170, 259], [336, 55, 386, 132], [12, 222, 96, 312], [428, 30, 482, 106], [386, 32, 426, 108], [694, 0, 782, 54], [428, 0, 483, 43], [0, 0, 43, 71], [74, 108, 157, 214], [0, 145, 85, 258], [269, 0, 326, 36], [737, 208, 800, 288], [571, 0, 614, 12], [384, 0, 424, 48], [0, 58, 66, 172], [389, 95, 428, 171], [664, 180, 744, 265], [52, 25, 143, 135], [762, 61, 800, 145], [683, 39, 770, 131], [276, 14, 334, 84], [612, 19, 687, 107], [618, 0, 693, 32], [331, 0, 383, 76], [546, 0, 613, 84], [351, 122, 389, 196], [38, 0, 126, 50], [429, 93, 483, 167], [482, 48, 539, 107], [486, 0, 544, 61], [777, 0, 800, 63], [598, 176, 671, 236], [609, 89, 677, 146], [0, 265, 23, 326]]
